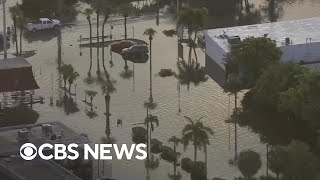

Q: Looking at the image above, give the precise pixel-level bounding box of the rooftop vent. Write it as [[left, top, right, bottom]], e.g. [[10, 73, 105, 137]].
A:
[[228, 36, 241, 45]]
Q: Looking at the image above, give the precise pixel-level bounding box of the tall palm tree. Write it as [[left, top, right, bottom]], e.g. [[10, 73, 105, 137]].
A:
[[177, 7, 208, 64], [83, 8, 94, 45], [144, 113, 159, 161], [226, 74, 242, 160], [117, 3, 134, 39], [101, 7, 111, 69], [168, 136, 182, 179], [86, 90, 98, 112], [68, 70, 79, 93], [143, 28, 157, 102], [9, 4, 21, 56], [59, 64, 73, 89], [182, 116, 214, 162]]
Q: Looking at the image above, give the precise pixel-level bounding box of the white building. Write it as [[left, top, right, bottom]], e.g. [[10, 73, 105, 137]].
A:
[[203, 17, 320, 87]]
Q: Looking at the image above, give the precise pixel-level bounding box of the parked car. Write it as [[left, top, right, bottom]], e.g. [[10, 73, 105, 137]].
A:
[[122, 53, 149, 63], [111, 40, 136, 54], [26, 18, 61, 32], [121, 45, 149, 55]]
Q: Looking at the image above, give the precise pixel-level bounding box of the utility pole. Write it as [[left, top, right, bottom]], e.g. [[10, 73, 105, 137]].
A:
[[2, 0, 8, 59]]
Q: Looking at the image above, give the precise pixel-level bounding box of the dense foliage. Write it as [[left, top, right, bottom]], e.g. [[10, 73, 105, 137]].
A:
[[237, 150, 261, 179], [226, 37, 282, 88]]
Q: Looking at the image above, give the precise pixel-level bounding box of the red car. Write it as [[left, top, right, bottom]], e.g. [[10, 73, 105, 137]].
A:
[[111, 40, 136, 54]]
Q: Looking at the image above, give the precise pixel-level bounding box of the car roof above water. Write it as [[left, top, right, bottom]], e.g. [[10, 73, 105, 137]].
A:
[[40, 18, 50, 21]]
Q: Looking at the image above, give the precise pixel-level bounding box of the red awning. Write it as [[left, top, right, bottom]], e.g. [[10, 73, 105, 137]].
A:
[[0, 57, 39, 92]]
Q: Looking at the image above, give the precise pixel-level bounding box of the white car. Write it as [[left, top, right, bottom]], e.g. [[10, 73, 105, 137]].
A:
[[26, 18, 61, 32], [121, 45, 149, 55]]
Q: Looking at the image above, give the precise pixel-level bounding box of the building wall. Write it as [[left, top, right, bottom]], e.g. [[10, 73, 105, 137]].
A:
[[281, 42, 320, 63], [204, 38, 320, 88]]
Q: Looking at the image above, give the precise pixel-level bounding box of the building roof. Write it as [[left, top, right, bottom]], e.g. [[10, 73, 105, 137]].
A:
[[203, 17, 320, 53], [0, 157, 81, 180], [0, 57, 32, 70], [0, 57, 39, 92], [0, 122, 91, 156]]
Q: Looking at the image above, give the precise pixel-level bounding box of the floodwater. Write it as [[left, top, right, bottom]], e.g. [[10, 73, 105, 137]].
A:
[[1, 0, 320, 179]]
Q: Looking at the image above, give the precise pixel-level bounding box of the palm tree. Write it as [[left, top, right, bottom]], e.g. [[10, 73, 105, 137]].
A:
[[68, 70, 79, 93], [177, 7, 208, 64], [143, 28, 157, 102], [117, 3, 134, 39], [83, 8, 94, 45], [9, 4, 21, 56], [86, 90, 98, 112], [226, 74, 242, 160], [144, 113, 159, 161], [59, 64, 73, 89], [182, 116, 213, 162], [101, 7, 111, 69], [168, 136, 182, 179]]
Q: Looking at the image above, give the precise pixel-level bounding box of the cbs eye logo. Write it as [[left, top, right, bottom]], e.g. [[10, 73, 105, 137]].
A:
[[20, 143, 37, 160]]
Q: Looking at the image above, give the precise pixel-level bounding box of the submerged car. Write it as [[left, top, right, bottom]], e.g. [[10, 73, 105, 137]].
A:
[[26, 18, 61, 32], [121, 45, 149, 55], [122, 53, 149, 63], [111, 40, 136, 54]]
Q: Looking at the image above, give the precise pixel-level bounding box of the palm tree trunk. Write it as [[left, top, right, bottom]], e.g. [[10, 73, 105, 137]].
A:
[[234, 92, 238, 160], [68, 83, 72, 93], [193, 33, 198, 63], [89, 46, 93, 76], [194, 144, 197, 162], [205, 143, 208, 179], [193, 47, 198, 64], [146, 109, 150, 162], [13, 19, 18, 55], [124, 16, 127, 39], [90, 97, 93, 112], [105, 94, 111, 137], [89, 19, 92, 45], [97, 12, 100, 76], [102, 18, 107, 71], [149, 39, 153, 102], [19, 28, 23, 55]]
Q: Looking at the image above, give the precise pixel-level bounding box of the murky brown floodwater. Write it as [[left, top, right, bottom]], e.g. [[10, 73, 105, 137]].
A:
[[1, 0, 320, 179]]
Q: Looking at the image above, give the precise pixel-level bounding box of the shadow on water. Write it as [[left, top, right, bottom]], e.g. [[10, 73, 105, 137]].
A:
[[119, 60, 134, 80], [25, 30, 60, 43]]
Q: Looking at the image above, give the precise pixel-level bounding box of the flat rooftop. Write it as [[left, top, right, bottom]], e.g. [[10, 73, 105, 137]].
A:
[[204, 17, 320, 53], [0, 57, 32, 70], [0, 122, 90, 156], [0, 157, 81, 180]]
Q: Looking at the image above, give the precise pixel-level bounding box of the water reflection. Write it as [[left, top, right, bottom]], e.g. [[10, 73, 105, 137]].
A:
[[25, 30, 60, 43]]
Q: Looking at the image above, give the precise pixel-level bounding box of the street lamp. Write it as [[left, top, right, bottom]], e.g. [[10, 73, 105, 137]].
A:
[[2, 0, 8, 59]]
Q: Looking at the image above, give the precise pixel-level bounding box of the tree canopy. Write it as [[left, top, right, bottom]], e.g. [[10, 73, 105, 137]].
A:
[[226, 37, 282, 89], [237, 150, 262, 179]]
